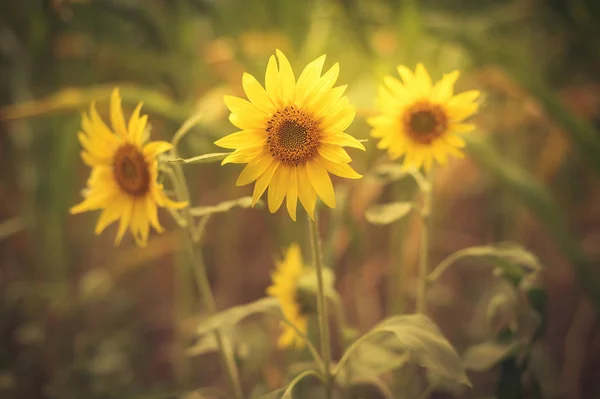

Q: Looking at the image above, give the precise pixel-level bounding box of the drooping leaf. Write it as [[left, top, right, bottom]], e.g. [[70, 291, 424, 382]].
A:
[[365, 202, 413, 225], [464, 136, 600, 311], [336, 314, 470, 387], [463, 341, 522, 372], [196, 297, 280, 336], [167, 152, 230, 164], [189, 196, 263, 217], [428, 242, 541, 283], [259, 370, 322, 399]]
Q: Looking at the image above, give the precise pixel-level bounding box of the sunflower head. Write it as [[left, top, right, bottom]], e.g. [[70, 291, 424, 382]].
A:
[[369, 63, 481, 171], [266, 244, 326, 349], [215, 50, 366, 222], [70, 88, 187, 247]]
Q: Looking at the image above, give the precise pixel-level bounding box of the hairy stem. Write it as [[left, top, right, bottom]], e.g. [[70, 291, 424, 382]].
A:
[[308, 211, 332, 398], [168, 159, 243, 399], [416, 170, 433, 314]]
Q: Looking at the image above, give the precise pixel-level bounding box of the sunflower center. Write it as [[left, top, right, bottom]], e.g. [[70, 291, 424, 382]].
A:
[[266, 106, 320, 165], [113, 144, 150, 197], [404, 102, 448, 144], [295, 289, 318, 316]]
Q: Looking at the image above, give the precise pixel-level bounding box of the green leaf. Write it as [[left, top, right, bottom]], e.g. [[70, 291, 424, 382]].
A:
[[463, 341, 522, 372], [365, 202, 413, 225], [344, 376, 394, 399], [196, 297, 280, 336], [336, 339, 410, 384], [189, 197, 262, 217], [0, 217, 24, 241], [0, 85, 191, 123], [167, 152, 230, 164], [369, 164, 430, 191], [428, 242, 541, 283], [336, 314, 470, 387], [259, 370, 321, 399]]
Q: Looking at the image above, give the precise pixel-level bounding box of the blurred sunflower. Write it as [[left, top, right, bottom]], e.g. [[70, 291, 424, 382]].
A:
[[266, 244, 313, 349], [369, 64, 480, 170], [71, 89, 187, 246], [215, 50, 365, 221]]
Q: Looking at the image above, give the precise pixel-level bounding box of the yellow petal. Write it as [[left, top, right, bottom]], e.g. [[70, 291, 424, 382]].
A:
[[312, 85, 347, 119], [321, 132, 366, 151], [214, 130, 267, 150], [110, 88, 128, 137], [303, 63, 340, 110], [268, 164, 290, 213], [444, 134, 466, 148], [286, 166, 298, 221], [306, 159, 335, 209], [383, 76, 411, 102], [229, 111, 268, 130], [450, 123, 476, 133], [318, 143, 351, 163], [415, 63, 432, 94], [221, 146, 265, 165], [114, 199, 133, 245], [252, 161, 279, 205], [321, 105, 355, 134], [236, 155, 274, 186], [446, 90, 480, 121], [397, 65, 415, 86], [134, 114, 148, 145], [153, 186, 188, 209], [70, 188, 117, 214], [296, 54, 326, 106], [128, 102, 143, 141], [265, 55, 281, 107], [297, 164, 317, 219], [77, 132, 114, 159], [94, 198, 124, 234], [86, 103, 115, 142], [433, 145, 449, 165], [143, 141, 172, 159], [432, 70, 459, 103], [146, 195, 163, 232], [242, 73, 276, 114], [130, 199, 150, 247], [423, 153, 433, 172], [224, 95, 268, 117], [320, 159, 362, 179], [276, 49, 296, 105]]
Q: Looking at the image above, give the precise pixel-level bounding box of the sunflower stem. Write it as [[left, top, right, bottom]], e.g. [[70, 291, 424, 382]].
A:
[[168, 161, 244, 399], [416, 169, 434, 314], [308, 211, 333, 398]]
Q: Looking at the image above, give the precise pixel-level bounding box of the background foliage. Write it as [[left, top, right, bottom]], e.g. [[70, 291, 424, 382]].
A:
[[1, 0, 600, 398]]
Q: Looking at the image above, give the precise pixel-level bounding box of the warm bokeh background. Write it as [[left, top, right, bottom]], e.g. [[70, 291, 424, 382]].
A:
[[1, 0, 600, 398]]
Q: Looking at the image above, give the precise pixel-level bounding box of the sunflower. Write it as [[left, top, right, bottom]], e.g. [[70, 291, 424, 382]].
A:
[[266, 244, 313, 349], [215, 50, 365, 221], [368, 63, 480, 170], [70, 89, 187, 246]]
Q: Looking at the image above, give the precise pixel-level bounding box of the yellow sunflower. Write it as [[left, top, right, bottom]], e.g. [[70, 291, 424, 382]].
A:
[[215, 50, 365, 221], [266, 244, 311, 349], [368, 63, 480, 170], [70, 89, 187, 247]]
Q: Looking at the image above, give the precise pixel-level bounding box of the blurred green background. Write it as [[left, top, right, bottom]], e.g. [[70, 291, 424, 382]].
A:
[[1, 0, 600, 398]]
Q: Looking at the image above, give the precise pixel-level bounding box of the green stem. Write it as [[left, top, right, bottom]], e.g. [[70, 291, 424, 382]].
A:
[[416, 171, 433, 314], [167, 159, 243, 399], [308, 211, 333, 398], [184, 235, 244, 399]]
